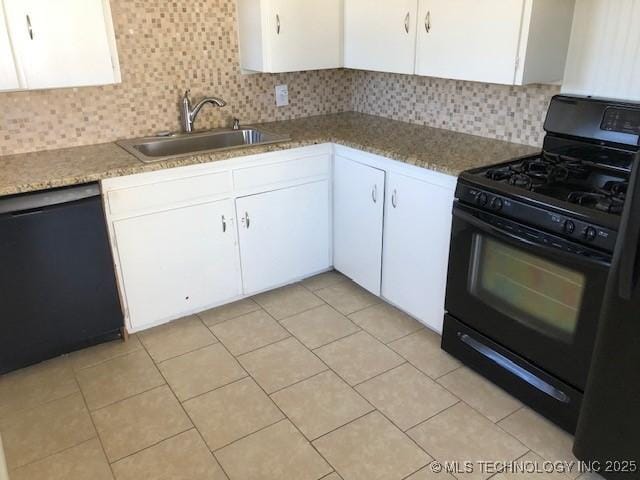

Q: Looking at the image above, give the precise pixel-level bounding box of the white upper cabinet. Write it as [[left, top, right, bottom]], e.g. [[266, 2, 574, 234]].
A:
[[237, 0, 343, 73], [416, 0, 575, 85], [0, 2, 19, 91], [562, 0, 640, 101], [344, 0, 418, 74], [2, 0, 120, 91]]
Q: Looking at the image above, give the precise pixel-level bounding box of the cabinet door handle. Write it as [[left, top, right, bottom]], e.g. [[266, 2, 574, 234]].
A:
[[276, 14, 280, 34], [425, 11, 431, 33], [221, 215, 227, 232], [404, 12, 410, 34], [26, 14, 33, 40], [244, 212, 250, 229], [372, 185, 378, 203], [392, 189, 398, 208]]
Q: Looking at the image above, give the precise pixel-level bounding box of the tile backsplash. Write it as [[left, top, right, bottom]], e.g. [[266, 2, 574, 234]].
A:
[[0, 0, 558, 156], [350, 70, 560, 148], [0, 0, 353, 156]]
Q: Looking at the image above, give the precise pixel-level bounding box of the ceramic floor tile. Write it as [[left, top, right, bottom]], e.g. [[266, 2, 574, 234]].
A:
[[0, 392, 95, 469], [437, 367, 522, 422], [0, 356, 78, 420], [216, 419, 332, 480], [281, 305, 360, 350], [313, 411, 431, 480], [405, 465, 458, 480], [198, 298, 262, 327], [238, 337, 327, 393], [158, 344, 247, 402], [388, 329, 461, 379], [70, 335, 142, 371], [139, 315, 217, 362], [271, 370, 373, 440], [491, 451, 575, 480], [321, 473, 343, 480], [498, 408, 579, 474], [315, 281, 380, 315], [301, 271, 347, 291], [356, 364, 458, 431], [183, 377, 283, 451], [253, 284, 324, 320], [111, 429, 227, 480], [314, 331, 404, 385], [408, 403, 528, 480], [76, 350, 165, 411], [210, 310, 289, 356], [349, 303, 424, 344], [92, 385, 192, 462], [8, 438, 113, 480]]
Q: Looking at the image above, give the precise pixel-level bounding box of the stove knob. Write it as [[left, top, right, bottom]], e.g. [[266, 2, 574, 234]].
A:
[[475, 192, 488, 206], [490, 197, 504, 211], [563, 220, 576, 234], [584, 226, 597, 242]]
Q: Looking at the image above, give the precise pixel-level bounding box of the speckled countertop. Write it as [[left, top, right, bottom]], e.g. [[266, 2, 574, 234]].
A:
[[0, 112, 539, 196]]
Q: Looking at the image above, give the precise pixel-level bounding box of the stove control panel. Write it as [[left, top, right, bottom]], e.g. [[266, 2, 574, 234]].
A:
[[458, 184, 618, 253]]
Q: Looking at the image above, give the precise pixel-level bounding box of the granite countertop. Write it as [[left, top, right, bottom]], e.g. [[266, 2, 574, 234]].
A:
[[0, 112, 539, 196]]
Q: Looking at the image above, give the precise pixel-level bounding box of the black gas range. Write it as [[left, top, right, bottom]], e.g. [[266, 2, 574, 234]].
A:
[[442, 95, 640, 433]]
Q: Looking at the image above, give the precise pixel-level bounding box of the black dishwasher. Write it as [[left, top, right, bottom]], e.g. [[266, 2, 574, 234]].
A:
[[0, 183, 123, 374]]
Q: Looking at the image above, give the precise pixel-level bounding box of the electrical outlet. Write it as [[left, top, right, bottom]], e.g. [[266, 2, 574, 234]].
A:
[[275, 84, 289, 107]]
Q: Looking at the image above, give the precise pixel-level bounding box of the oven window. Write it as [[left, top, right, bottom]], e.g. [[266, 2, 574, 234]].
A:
[[469, 235, 585, 342]]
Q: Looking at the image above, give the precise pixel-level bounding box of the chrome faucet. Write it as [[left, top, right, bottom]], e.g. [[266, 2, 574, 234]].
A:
[[180, 89, 226, 133]]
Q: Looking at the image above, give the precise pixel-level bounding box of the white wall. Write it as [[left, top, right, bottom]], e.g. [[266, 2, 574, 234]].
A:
[[562, 0, 640, 101]]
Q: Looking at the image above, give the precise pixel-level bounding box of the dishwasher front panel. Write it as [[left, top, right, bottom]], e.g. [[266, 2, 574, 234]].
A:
[[0, 187, 123, 374]]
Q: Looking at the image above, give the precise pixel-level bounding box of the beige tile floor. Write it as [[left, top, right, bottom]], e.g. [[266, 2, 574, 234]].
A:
[[0, 272, 602, 480]]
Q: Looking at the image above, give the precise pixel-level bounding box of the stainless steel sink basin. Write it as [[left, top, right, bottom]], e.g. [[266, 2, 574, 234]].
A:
[[117, 128, 291, 163]]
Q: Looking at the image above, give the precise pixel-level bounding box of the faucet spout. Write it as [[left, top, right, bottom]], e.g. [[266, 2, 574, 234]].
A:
[[180, 90, 227, 133]]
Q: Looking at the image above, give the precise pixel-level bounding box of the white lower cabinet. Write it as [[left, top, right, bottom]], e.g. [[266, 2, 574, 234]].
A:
[[236, 180, 331, 294], [382, 172, 455, 333], [114, 199, 241, 331], [333, 155, 385, 295]]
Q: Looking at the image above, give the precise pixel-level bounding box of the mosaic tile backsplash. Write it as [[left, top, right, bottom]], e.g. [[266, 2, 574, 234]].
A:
[[0, 0, 559, 156], [350, 70, 561, 148], [0, 0, 354, 156]]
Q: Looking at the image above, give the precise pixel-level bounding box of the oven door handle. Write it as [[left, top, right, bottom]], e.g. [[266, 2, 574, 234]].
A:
[[453, 206, 610, 268]]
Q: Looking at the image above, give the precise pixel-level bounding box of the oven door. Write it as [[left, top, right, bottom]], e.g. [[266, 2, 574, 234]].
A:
[[445, 203, 610, 391]]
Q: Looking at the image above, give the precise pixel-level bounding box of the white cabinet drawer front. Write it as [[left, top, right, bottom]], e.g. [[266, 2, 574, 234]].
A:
[[107, 171, 232, 216], [114, 200, 241, 331], [233, 154, 330, 191]]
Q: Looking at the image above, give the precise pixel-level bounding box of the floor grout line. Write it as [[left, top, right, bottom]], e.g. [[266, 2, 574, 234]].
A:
[[72, 366, 116, 478]]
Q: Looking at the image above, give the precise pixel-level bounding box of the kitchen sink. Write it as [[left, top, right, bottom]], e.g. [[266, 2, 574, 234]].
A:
[[117, 128, 291, 163]]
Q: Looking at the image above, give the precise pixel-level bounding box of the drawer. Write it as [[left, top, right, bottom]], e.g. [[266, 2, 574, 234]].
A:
[[107, 171, 232, 216], [233, 154, 330, 191]]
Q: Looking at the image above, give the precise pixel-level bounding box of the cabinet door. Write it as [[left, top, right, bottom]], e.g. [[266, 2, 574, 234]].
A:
[[0, 2, 19, 91], [344, 0, 418, 74], [333, 156, 385, 295], [236, 181, 331, 294], [415, 0, 524, 84], [4, 0, 117, 90], [265, 0, 342, 72], [382, 173, 454, 333], [114, 200, 241, 331]]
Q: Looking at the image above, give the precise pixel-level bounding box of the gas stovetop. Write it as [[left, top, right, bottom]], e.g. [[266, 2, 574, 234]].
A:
[[478, 151, 631, 215]]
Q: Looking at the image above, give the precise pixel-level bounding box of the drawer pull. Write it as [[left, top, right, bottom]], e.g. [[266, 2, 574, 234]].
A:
[[221, 215, 227, 232]]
